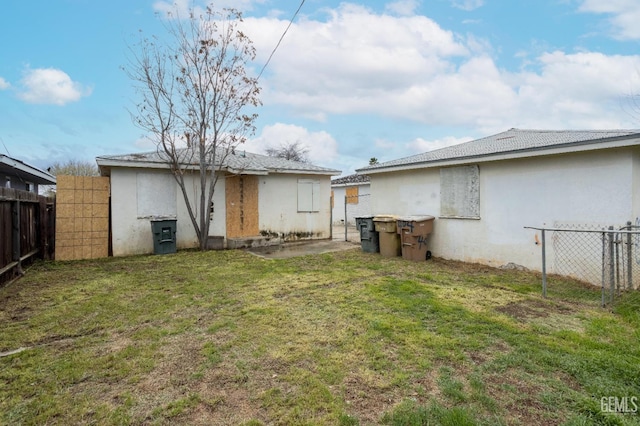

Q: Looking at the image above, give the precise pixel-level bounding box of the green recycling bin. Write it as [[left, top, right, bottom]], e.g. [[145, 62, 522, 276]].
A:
[[151, 219, 177, 255], [355, 216, 379, 253], [373, 215, 401, 257]]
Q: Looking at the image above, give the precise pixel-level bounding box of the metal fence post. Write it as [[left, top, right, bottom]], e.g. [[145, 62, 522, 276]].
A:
[[608, 226, 615, 306], [601, 231, 606, 308], [344, 195, 348, 242], [627, 221, 633, 290], [543, 229, 549, 297]]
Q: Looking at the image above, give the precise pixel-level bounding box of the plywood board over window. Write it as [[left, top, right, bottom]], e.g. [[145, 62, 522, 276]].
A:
[[440, 165, 480, 219], [226, 175, 259, 238], [346, 186, 359, 204]]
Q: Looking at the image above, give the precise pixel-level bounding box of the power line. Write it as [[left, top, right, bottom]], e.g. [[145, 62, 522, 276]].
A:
[[257, 0, 305, 81]]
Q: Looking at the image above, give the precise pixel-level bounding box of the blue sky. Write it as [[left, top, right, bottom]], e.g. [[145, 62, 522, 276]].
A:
[[1, 0, 640, 176]]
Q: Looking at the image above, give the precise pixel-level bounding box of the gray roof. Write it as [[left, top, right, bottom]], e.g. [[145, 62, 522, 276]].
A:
[[331, 173, 370, 186], [357, 128, 640, 173], [97, 148, 341, 176], [0, 154, 56, 185]]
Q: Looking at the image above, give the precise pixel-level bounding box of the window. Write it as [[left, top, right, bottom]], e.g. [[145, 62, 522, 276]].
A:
[[136, 172, 177, 218], [5, 177, 10, 188], [26, 182, 34, 192], [297, 179, 320, 212], [440, 165, 480, 219]]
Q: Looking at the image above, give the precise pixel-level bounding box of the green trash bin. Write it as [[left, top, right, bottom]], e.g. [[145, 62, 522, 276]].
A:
[[373, 215, 401, 257], [151, 218, 177, 255], [355, 216, 379, 253], [397, 215, 435, 261]]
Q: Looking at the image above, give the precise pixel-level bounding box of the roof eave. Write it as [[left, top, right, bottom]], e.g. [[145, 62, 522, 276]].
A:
[[0, 156, 56, 184], [359, 135, 640, 175]]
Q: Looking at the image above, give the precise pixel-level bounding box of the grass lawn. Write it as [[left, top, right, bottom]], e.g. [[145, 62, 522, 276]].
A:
[[1, 248, 639, 425]]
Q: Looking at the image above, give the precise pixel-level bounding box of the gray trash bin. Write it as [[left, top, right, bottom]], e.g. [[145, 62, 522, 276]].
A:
[[151, 219, 177, 255], [355, 216, 379, 253]]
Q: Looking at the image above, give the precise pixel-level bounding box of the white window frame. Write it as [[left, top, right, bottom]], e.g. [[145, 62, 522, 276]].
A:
[[297, 179, 320, 213]]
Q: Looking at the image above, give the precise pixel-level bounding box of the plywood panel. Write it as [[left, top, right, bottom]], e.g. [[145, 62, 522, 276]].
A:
[[225, 175, 259, 238], [55, 176, 110, 260]]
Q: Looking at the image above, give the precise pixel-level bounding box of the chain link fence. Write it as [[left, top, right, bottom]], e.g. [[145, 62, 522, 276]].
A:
[[526, 222, 640, 307], [338, 194, 371, 242]]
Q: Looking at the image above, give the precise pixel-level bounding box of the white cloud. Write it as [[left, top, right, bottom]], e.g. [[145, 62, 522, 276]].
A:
[[578, 0, 640, 40], [407, 136, 472, 153], [239, 3, 640, 137], [451, 0, 484, 11], [134, 137, 156, 150], [0, 77, 10, 90], [18, 68, 91, 105], [385, 0, 420, 16], [245, 123, 339, 165], [243, 3, 469, 115]]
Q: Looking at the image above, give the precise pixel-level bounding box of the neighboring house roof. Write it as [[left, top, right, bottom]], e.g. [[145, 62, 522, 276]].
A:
[[331, 174, 370, 187], [357, 128, 640, 174], [96, 148, 341, 176], [0, 154, 57, 185]]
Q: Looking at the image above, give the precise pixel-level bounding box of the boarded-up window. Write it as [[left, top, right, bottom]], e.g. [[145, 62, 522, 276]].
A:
[[137, 172, 177, 218], [440, 165, 480, 219], [346, 186, 359, 204], [298, 179, 320, 212]]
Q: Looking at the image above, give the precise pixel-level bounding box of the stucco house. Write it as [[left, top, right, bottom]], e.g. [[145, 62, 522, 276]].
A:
[[0, 154, 56, 193], [96, 149, 340, 256], [356, 128, 640, 274], [331, 173, 371, 225]]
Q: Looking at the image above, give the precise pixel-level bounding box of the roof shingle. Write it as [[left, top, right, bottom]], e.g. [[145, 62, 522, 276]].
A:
[[96, 148, 341, 176], [357, 129, 640, 173]]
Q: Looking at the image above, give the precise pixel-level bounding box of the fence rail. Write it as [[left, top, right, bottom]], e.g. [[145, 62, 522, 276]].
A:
[[526, 223, 640, 307], [0, 188, 55, 285]]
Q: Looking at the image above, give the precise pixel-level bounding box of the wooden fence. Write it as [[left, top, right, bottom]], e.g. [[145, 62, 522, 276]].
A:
[[0, 188, 55, 285]]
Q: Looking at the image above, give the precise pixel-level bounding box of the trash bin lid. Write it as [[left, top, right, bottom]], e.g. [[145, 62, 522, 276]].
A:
[[373, 214, 398, 222], [397, 215, 435, 222]]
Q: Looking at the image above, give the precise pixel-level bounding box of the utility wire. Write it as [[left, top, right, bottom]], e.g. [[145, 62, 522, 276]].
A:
[[257, 0, 305, 81]]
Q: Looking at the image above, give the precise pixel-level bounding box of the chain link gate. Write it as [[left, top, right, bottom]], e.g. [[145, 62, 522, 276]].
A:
[[341, 193, 372, 242], [526, 222, 640, 307]]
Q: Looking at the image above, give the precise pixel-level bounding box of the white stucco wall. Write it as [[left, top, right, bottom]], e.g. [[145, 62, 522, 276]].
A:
[[258, 174, 332, 240], [370, 148, 637, 274], [110, 167, 226, 256], [633, 150, 640, 226]]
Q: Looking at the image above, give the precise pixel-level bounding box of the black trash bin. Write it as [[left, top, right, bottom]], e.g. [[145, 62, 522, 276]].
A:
[[355, 216, 379, 253], [150, 218, 177, 255]]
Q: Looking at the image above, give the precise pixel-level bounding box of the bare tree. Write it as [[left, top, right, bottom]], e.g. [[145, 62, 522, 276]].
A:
[[125, 5, 261, 250], [48, 159, 99, 177], [265, 141, 309, 163]]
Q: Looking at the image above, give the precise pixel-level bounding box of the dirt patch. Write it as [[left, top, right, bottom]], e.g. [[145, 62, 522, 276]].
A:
[[246, 239, 359, 259], [496, 299, 576, 322]]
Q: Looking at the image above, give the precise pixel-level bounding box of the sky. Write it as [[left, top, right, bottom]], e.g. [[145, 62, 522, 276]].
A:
[[1, 0, 640, 176]]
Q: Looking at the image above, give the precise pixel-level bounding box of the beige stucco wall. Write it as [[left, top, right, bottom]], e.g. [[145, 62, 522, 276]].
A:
[[370, 148, 637, 273]]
